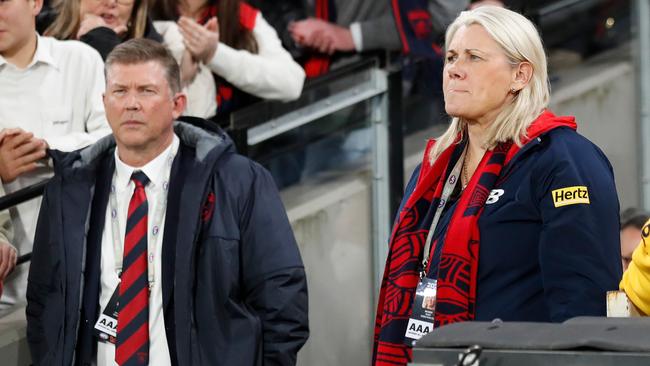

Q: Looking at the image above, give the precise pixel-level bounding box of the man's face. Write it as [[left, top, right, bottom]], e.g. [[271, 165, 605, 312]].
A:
[[103, 61, 185, 154], [0, 0, 41, 57]]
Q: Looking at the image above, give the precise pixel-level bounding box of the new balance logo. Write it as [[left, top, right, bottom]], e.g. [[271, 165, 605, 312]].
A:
[[486, 189, 505, 205]]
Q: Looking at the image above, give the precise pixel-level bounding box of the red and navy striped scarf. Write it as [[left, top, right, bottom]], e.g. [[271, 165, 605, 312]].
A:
[[372, 110, 577, 366]]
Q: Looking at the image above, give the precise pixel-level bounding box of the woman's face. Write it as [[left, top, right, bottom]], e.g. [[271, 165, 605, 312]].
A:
[[79, 0, 134, 32], [443, 24, 518, 125]]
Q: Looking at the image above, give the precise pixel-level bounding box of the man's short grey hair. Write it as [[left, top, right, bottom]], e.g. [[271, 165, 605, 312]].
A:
[[105, 38, 181, 94]]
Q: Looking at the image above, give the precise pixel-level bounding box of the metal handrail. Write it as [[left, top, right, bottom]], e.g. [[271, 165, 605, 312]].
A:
[[0, 179, 50, 266], [0, 179, 49, 212]]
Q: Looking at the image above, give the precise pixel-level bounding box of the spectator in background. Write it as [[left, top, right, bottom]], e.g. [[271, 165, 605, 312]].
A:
[[288, 0, 468, 76], [620, 218, 650, 315], [150, 0, 305, 120], [0, 0, 110, 315], [620, 207, 650, 271], [42, 0, 217, 118]]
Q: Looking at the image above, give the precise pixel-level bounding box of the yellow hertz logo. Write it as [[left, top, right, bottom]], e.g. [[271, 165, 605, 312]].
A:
[[552, 186, 590, 208]]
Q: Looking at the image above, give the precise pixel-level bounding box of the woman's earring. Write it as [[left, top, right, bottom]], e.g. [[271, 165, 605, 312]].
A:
[[510, 88, 517, 94]]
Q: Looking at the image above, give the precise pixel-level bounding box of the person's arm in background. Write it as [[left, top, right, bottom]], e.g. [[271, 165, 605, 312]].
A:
[[154, 20, 217, 118], [620, 219, 650, 315], [289, 0, 470, 55], [179, 13, 305, 101], [288, 15, 401, 55]]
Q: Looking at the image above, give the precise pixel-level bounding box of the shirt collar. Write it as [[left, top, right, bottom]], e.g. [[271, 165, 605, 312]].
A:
[[0, 33, 57, 69], [32, 34, 58, 68], [114, 134, 180, 191]]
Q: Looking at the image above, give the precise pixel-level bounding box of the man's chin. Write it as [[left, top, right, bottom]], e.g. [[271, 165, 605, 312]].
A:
[[116, 137, 148, 151]]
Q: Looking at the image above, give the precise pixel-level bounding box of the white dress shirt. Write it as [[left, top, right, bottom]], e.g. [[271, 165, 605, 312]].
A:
[[0, 34, 110, 313], [96, 135, 179, 366]]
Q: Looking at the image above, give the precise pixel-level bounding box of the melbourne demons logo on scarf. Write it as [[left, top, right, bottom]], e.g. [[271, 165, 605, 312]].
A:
[[372, 110, 577, 366], [390, 0, 440, 59]]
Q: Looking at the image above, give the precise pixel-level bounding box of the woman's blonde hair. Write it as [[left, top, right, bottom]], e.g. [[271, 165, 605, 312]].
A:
[[429, 6, 550, 163], [45, 0, 149, 41]]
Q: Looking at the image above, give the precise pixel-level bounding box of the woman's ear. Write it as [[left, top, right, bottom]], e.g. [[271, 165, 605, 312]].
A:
[[511, 61, 533, 92]]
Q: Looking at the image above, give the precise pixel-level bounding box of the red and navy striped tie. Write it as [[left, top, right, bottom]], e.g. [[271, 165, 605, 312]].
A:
[[116, 171, 150, 365]]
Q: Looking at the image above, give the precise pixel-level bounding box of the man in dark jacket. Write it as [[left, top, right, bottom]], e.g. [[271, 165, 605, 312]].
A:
[[26, 38, 308, 366]]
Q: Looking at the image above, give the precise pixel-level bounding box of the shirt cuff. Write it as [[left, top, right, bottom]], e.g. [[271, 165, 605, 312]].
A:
[[349, 22, 363, 52]]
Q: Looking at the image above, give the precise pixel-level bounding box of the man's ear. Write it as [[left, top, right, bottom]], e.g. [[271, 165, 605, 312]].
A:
[[511, 61, 533, 91], [32, 0, 44, 17], [171, 93, 187, 120]]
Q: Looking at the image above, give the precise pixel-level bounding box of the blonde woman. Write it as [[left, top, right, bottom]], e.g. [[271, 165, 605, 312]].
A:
[[373, 6, 621, 365]]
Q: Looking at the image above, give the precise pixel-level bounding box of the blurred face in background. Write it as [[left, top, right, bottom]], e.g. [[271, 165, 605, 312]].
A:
[[0, 0, 42, 58], [79, 0, 133, 33], [621, 225, 642, 271]]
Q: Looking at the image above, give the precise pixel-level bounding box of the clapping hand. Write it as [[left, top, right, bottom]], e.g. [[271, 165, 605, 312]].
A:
[[77, 13, 128, 39], [0, 128, 47, 183], [289, 18, 354, 55], [178, 16, 220, 64]]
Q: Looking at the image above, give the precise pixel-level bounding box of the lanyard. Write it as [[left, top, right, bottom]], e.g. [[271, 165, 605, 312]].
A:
[[420, 147, 467, 278], [108, 153, 174, 287]]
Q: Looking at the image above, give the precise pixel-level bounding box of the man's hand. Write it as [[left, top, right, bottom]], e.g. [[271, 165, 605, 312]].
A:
[[0, 129, 48, 183], [289, 18, 354, 54], [178, 16, 220, 64], [0, 242, 17, 282], [77, 14, 128, 39]]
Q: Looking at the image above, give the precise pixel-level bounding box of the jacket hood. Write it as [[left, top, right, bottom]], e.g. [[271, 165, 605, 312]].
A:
[[524, 109, 577, 142], [503, 109, 577, 163], [50, 121, 235, 175]]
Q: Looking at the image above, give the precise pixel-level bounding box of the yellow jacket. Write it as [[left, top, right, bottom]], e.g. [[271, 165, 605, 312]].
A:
[[620, 219, 650, 315]]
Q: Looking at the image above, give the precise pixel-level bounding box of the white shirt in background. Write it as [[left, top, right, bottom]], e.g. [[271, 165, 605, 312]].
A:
[[0, 34, 110, 314]]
